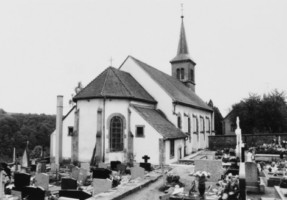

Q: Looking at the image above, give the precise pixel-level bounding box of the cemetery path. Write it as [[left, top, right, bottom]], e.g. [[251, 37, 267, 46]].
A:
[[122, 176, 165, 200]]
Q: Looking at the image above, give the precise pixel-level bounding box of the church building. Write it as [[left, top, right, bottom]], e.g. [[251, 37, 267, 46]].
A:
[[50, 15, 214, 165]]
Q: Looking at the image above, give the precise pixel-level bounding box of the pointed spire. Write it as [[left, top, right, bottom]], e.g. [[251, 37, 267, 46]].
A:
[[177, 16, 189, 55], [170, 15, 195, 64]]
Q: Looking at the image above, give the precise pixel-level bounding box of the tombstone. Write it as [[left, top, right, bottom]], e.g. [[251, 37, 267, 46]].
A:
[[78, 168, 88, 184], [92, 168, 111, 179], [81, 163, 90, 172], [110, 161, 121, 171], [50, 163, 59, 173], [194, 160, 223, 182], [61, 177, 77, 190], [36, 163, 46, 174], [71, 167, 80, 180], [93, 178, 112, 195], [67, 164, 75, 172], [131, 166, 145, 179], [22, 186, 45, 200], [245, 162, 260, 192], [59, 190, 92, 200], [98, 162, 108, 169], [116, 164, 127, 175], [139, 155, 152, 171], [14, 172, 31, 190], [35, 173, 49, 191]]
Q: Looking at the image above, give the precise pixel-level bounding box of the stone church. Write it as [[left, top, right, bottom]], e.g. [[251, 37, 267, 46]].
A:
[[50, 15, 214, 165]]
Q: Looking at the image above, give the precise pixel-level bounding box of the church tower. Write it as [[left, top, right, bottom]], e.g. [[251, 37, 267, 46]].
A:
[[170, 15, 196, 92]]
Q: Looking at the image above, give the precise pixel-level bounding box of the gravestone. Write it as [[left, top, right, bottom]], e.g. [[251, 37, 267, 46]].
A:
[[194, 160, 223, 182], [71, 167, 80, 180], [22, 186, 45, 200], [67, 164, 75, 172], [110, 161, 121, 171], [59, 190, 92, 200], [131, 166, 145, 179], [36, 163, 46, 174], [61, 177, 77, 190], [92, 168, 111, 179], [98, 162, 108, 169], [140, 155, 151, 171], [116, 164, 127, 175], [14, 172, 31, 190], [93, 178, 112, 195], [81, 163, 90, 172], [35, 173, 49, 191], [245, 162, 259, 192], [78, 168, 88, 184], [50, 163, 59, 173]]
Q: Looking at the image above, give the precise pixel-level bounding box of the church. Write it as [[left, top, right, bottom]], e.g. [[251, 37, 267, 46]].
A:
[[50, 15, 214, 165]]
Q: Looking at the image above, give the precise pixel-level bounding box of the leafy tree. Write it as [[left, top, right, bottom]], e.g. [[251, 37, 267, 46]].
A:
[[208, 100, 223, 135], [230, 90, 287, 134]]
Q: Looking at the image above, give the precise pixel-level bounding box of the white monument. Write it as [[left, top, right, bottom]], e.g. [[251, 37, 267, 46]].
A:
[[0, 170, 4, 199], [235, 117, 243, 159]]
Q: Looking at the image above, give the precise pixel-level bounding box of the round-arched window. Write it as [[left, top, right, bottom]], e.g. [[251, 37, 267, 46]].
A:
[[110, 116, 124, 152]]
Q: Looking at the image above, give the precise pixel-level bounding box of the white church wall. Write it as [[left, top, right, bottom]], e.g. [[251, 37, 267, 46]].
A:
[[130, 106, 162, 165], [165, 139, 185, 164], [77, 99, 100, 162], [174, 104, 213, 153], [62, 108, 74, 160], [120, 58, 174, 122], [104, 99, 130, 163]]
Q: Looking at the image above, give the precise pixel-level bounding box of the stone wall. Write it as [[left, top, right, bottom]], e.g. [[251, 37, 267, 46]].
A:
[[209, 133, 287, 150]]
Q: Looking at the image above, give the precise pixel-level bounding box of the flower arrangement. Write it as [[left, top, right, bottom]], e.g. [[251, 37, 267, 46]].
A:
[[194, 171, 211, 178]]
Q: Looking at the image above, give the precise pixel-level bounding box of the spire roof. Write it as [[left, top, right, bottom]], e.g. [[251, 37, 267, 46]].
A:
[[170, 16, 195, 64]]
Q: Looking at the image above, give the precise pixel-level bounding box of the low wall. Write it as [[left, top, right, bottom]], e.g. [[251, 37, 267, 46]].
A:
[[209, 133, 287, 150]]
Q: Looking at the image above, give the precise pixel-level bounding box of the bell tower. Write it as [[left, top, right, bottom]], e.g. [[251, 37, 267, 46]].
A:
[[170, 14, 196, 92]]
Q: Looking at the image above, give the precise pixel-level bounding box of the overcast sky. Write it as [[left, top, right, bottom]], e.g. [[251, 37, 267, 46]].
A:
[[1, 0, 287, 116]]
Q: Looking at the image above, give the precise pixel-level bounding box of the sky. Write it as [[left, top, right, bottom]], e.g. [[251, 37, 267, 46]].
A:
[[0, 0, 287, 116]]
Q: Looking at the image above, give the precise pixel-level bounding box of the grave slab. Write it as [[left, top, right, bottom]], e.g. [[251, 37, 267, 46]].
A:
[[131, 166, 145, 179], [93, 178, 112, 195], [35, 173, 49, 191]]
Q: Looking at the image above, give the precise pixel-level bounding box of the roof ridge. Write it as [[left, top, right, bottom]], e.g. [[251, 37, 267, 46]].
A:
[[110, 68, 134, 97], [100, 67, 111, 96]]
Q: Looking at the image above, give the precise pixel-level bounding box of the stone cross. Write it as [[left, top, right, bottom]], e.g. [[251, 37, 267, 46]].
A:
[[142, 155, 150, 163]]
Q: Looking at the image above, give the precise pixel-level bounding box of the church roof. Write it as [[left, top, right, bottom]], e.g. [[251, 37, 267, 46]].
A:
[[129, 56, 212, 112], [132, 105, 187, 139], [73, 67, 156, 104], [170, 16, 195, 64]]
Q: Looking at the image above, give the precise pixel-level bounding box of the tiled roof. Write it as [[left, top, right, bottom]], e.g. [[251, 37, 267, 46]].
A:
[[132, 105, 187, 139], [129, 56, 213, 112], [73, 67, 156, 104]]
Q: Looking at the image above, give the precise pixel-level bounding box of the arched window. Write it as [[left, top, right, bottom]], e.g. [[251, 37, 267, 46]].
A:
[[180, 68, 185, 79], [176, 69, 180, 80], [110, 116, 124, 152]]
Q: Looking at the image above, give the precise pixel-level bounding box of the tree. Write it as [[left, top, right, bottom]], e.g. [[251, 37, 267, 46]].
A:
[[208, 100, 223, 135], [230, 90, 287, 134]]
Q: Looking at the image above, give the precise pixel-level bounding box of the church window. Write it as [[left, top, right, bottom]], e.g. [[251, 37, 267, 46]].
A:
[[170, 139, 175, 158], [177, 115, 182, 129], [188, 117, 191, 142], [176, 69, 180, 80], [200, 116, 205, 133], [193, 115, 198, 133], [68, 126, 74, 136], [110, 116, 124, 152], [206, 117, 210, 132], [191, 69, 194, 82], [180, 68, 184, 79], [136, 126, 145, 137]]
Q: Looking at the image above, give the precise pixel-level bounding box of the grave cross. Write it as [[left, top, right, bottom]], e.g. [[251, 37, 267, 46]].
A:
[[142, 155, 150, 163]]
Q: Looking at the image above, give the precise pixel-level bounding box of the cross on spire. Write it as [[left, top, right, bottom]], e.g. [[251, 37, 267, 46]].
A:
[[109, 57, 114, 67], [181, 3, 184, 18]]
